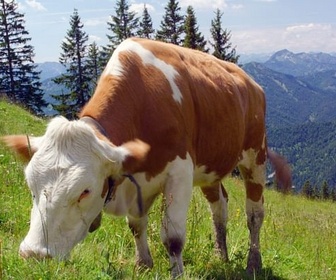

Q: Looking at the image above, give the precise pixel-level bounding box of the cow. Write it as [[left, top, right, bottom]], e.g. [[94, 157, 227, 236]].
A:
[[3, 38, 291, 278]]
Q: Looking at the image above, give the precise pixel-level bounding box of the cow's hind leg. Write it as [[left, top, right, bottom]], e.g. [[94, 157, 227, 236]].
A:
[[201, 182, 229, 261], [161, 157, 194, 278], [238, 148, 266, 274]]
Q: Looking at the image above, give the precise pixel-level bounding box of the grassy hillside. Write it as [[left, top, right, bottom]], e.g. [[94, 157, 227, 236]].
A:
[[1, 101, 336, 279]]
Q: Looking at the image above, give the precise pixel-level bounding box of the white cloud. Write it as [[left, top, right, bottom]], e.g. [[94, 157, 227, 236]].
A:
[[17, 2, 26, 11], [179, 0, 228, 10], [232, 23, 336, 54], [231, 4, 244, 10], [285, 23, 328, 33], [85, 18, 106, 27], [130, 3, 155, 15], [253, 0, 277, 2], [88, 35, 102, 43], [25, 0, 46, 11], [283, 23, 336, 53]]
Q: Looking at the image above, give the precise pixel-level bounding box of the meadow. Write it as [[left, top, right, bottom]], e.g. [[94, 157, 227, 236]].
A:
[[1, 101, 336, 279]]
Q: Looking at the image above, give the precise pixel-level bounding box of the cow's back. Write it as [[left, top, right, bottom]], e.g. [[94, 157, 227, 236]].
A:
[[81, 38, 266, 179]]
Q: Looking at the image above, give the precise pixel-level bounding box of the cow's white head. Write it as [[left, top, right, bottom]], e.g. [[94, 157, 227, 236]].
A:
[[3, 116, 149, 259]]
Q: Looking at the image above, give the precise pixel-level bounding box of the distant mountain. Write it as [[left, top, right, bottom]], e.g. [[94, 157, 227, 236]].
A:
[[37, 62, 66, 115], [264, 49, 336, 77], [37, 62, 66, 81], [300, 70, 336, 93], [238, 53, 272, 64], [243, 62, 336, 127]]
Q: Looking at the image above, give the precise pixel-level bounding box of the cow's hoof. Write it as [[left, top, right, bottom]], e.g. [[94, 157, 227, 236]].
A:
[[136, 257, 153, 269], [246, 248, 262, 275]]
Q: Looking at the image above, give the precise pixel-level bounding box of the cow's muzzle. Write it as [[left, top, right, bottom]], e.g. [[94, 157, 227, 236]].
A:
[[19, 248, 51, 260]]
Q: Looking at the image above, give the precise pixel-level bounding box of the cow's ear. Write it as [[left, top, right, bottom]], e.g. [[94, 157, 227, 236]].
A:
[[97, 138, 150, 174], [121, 139, 150, 173], [1, 135, 41, 162]]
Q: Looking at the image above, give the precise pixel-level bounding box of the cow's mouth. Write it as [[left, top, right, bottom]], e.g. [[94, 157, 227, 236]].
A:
[[89, 212, 102, 232]]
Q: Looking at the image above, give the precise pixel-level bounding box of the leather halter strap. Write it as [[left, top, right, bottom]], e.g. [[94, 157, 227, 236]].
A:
[[80, 116, 107, 137]]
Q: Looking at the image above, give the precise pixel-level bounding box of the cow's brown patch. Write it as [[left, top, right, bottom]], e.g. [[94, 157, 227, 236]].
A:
[[201, 182, 228, 203], [245, 182, 263, 202]]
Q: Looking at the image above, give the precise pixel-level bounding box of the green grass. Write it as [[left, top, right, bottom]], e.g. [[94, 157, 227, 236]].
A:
[[1, 100, 336, 279]]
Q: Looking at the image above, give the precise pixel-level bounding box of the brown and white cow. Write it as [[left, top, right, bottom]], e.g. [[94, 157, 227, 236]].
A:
[[3, 38, 291, 278]]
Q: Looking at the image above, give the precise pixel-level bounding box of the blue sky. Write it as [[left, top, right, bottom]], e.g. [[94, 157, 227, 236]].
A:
[[16, 0, 336, 62]]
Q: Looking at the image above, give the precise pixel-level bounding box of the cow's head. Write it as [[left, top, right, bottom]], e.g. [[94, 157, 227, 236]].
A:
[[3, 116, 149, 260]]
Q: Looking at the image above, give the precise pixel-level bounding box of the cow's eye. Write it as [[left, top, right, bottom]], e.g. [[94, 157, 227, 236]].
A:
[[78, 189, 91, 202]]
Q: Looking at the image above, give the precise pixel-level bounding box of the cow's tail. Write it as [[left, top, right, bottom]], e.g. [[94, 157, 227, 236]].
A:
[[267, 148, 292, 193]]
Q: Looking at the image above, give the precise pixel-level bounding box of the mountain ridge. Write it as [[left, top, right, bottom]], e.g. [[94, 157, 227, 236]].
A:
[[37, 62, 66, 81], [243, 61, 336, 126], [264, 49, 336, 76]]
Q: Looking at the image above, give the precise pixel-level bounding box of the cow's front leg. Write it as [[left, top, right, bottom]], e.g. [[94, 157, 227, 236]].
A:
[[127, 215, 153, 268], [161, 157, 193, 278]]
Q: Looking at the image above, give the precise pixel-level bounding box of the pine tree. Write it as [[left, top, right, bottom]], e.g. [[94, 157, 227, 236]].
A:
[[86, 42, 104, 89], [301, 180, 314, 198], [139, 4, 154, 39], [209, 9, 239, 63], [52, 9, 91, 118], [330, 187, 336, 202], [183, 6, 208, 52], [50, 90, 73, 118], [312, 185, 321, 200], [103, 0, 139, 61], [321, 181, 330, 200], [156, 0, 184, 45], [0, 0, 45, 114]]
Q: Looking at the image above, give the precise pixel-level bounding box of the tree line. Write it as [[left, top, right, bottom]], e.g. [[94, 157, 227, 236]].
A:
[[301, 180, 336, 202], [0, 0, 45, 114], [267, 120, 336, 193], [0, 0, 239, 117]]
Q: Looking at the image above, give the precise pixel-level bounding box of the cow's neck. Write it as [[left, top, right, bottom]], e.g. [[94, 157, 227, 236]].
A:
[[80, 75, 141, 145]]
